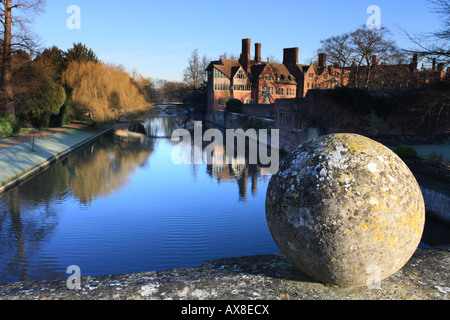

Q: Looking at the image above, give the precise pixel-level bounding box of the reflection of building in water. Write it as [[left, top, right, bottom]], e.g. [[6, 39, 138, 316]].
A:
[[206, 143, 269, 202]]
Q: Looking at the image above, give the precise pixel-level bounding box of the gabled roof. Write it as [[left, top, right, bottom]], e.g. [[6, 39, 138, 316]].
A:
[[302, 64, 315, 74], [250, 63, 268, 79], [231, 66, 247, 79], [206, 58, 241, 79], [207, 57, 298, 85], [269, 62, 297, 84], [314, 64, 330, 75]]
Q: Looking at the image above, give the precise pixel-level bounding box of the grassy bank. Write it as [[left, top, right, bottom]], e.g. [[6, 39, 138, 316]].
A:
[[0, 129, 102, 188]]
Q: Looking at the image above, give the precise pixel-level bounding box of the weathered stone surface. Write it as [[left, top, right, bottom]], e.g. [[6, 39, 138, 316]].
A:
[[0, 246, 448, 300], [266, 133, 426, 287]]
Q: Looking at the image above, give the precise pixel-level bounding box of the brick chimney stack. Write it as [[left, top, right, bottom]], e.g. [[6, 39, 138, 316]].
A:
[[255, 43, 262, 63], [432, 58, 437, 71], [411, 53, 418, 71], [372, 55, 378, 66], [239, 38, 251, 73], [283, 48, 299, 65], [318, 53, 327, 68]]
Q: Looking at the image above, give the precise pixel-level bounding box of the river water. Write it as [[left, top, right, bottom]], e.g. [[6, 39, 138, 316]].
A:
[[0, 113, 280, 284]]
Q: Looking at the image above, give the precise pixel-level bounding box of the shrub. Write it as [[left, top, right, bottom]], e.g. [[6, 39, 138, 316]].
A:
[[0, 117, 13, 139], [427, 151, 444, 163], [7, 117, 20, 134], [225, 98, 244, 114], [394, 145, 418, 159]]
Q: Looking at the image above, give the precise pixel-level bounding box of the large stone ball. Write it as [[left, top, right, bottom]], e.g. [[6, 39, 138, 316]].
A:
[[266, 134, 425, 287]]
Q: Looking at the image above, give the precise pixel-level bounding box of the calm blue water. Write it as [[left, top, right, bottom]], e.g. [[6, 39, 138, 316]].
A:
[[0, 115, 279, 284]]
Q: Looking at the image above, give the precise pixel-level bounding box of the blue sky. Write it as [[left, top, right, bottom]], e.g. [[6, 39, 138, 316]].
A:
[[33, 0, 442, 82]]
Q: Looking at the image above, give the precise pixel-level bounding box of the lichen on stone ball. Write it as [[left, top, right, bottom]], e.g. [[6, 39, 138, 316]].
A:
[[265, 133, 425, 287]]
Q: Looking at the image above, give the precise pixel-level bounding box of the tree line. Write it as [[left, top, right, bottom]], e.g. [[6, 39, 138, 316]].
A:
[[0, 0, 447, 134], [0, 0, 152, 134], [317, 0, 449, 129]]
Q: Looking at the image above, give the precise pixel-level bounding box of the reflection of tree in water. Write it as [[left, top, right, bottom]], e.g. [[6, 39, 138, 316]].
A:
[[0, 132, 155, 283], [0, 186, 61, 283], [68, 133, 154, 204]]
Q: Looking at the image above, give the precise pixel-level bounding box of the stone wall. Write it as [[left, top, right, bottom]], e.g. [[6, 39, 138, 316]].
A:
[[275, 98, 320, 151], [421, 186, 450, 225], [274, 90, 449, 152], [206, 110, 274, 131], [242, 104, 275, 119]]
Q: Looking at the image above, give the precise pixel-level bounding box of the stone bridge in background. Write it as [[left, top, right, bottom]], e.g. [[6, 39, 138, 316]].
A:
[[150, 99, 206, 116]]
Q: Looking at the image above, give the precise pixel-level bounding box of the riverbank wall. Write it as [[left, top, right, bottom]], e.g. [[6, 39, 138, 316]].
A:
[[0, 127, 113, 195]]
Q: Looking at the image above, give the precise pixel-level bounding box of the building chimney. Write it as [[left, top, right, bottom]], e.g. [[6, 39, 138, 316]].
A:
[[283, 48, 299, 65], [318, 53, 327, 68], [255, 43, 262, 63], [371, 55, 378, 66], [432, 58, 437, 71], [239, 38, 251, 72], [411, 53, 418, 70]]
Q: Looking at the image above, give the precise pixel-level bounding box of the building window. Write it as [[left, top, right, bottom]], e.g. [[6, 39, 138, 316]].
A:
[[236, 70, 246, 79], [245, 99, 256, 104], [307, 83, 310, 89], [262, 85, 274, 95], [309, 73, 314, 79], [293, 113, 302, 130], [214, 83, 230, 91], [276, 87, 284, 95], [286, 88, 296, 96], [233, 84, 251, 91], [278, 112, 286, 127], [214, 68, 227, 78], [264, 75, 272, 81]]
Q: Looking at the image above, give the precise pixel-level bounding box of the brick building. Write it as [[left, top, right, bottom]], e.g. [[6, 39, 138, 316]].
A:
[[206, 39, 298, 114], [206, 38, 448, 114]]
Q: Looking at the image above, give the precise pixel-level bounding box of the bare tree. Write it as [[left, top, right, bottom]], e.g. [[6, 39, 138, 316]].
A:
[[349, 26, 399, 88], [319, 26, 402, 89], [266, 54, 281, 63], [182, 49, 210, 91], [219, 52, 238, 60], [430, 0, 450, 40], [403, 0, 450, 66], [0, 0, 46, 118], [319, 33, 353, 86], [200, 54, 210, 84]]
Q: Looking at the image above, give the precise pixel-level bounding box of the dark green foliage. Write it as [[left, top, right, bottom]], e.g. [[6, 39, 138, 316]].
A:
[[328, 87, 394, 118], [34, 46, 66, 77], [49, 103, 71, 127], [394, 145, 418, 159], [396, 78, 450, 130], [225, 98, 244, 114], [64, 43, 99, 66], [16, 77, 66, 128], [0, 117, 13, 139]]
